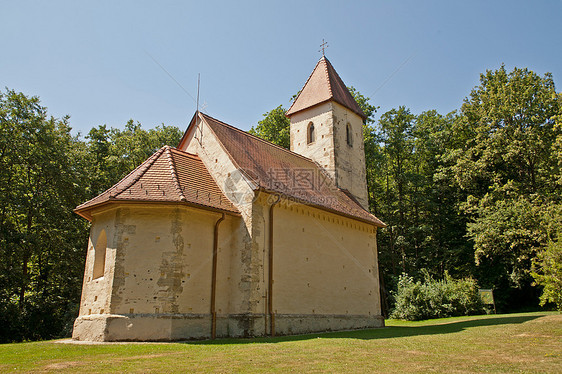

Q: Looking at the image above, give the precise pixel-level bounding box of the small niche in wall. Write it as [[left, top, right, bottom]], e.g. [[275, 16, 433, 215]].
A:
[[346, 123, 353, 147], [92, 230, 107, 279], [307, 122, 315, 144]]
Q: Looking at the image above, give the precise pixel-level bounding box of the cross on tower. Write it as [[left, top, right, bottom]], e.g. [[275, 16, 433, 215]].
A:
[[319, 39, 329, 56]]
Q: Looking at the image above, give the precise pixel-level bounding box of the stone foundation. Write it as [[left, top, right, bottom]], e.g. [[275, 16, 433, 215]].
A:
[[273, 314, 385, 336], [73, 313, 384, 341]]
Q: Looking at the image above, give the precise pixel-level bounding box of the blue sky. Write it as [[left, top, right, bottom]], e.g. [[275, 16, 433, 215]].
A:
[[1, 1, 561, 136]]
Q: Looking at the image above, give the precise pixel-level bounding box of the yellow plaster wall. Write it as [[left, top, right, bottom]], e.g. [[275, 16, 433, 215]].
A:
[[77, 209, 117, 317], [78, 204, 243, 317], [182, 114, 264, 319], [270, 200, 381, 317], [108, 204, 241, 315]]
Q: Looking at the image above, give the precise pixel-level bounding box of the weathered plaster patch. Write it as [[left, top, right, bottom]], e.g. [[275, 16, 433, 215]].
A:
[[111, 208, 136, 312], [157, 208, 185, 313]]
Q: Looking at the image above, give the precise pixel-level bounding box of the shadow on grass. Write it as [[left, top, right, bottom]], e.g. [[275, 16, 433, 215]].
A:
[[186, 315, 540, 345]]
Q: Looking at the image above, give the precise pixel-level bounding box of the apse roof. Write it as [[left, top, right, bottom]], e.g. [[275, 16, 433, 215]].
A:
[[74, 146, 239, 220]]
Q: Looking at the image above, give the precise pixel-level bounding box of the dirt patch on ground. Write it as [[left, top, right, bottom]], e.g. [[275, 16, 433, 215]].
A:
[[405, 350, 427, 355], [41, 353, 179, 372], [55, 339, 176, 345], [42, 361, 83, 370], [532, 314, 562, 324], [515, 333, 554, 338]]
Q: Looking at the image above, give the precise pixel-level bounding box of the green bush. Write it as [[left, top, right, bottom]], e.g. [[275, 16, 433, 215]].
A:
[[532, 237, 562, 311], [390, 272, 485, 321]]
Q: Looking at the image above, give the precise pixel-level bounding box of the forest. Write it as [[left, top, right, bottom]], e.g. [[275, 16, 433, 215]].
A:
[[1, 65, 561, 342]]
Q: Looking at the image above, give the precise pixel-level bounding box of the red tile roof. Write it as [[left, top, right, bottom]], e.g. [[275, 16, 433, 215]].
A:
[[200, 113, 384, 227], [286, 56, 367, 120], [75, 146, 239, 221]]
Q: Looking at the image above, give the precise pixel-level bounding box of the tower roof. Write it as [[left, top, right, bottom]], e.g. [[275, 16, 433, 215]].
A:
[[286, 56, 367, 120]]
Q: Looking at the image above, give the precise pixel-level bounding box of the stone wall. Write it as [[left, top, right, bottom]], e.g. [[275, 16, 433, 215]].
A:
[[331, 102, 369, 209], [289, 101, 369, 209], [290, 102, 336, 173]]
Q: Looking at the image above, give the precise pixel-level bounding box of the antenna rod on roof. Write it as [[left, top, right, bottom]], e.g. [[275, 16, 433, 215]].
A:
[[197, 73, 200, 112]]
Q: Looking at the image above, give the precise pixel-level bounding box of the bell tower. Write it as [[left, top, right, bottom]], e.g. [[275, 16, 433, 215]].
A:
[[286, 56, 369, 209]]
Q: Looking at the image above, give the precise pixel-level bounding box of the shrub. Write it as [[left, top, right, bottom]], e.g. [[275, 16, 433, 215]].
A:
[[390, 271, 485, 321], [532, 237, 562, 311]]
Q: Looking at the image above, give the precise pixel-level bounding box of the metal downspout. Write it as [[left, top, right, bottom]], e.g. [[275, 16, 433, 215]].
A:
[[211, 213, 225, 339], [268, 194, 281, 337]]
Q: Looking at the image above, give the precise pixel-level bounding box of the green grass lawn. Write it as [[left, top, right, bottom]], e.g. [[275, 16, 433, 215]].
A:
[[0, 312, 560, 373]]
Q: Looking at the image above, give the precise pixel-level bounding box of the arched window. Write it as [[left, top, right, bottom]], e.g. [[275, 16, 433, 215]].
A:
[[346, 123, 353, 147], [93, 230, 107, 279], [307, 122, 315, 144]]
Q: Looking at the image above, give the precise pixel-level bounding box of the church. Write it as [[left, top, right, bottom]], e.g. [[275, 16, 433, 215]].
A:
[[72, 56, 386, 341]]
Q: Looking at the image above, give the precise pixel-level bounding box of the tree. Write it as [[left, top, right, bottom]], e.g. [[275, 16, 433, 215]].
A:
[[85, 120, 183, 196], [348, 86, 377, 124], [0, 88, 89, 342], [249, 105, 290, 148], [531, 201, 562, 310], [532, 236, 562, 311], [376, 106, 416, 273], [448, 65, 562, 310], [0, 88, 184, 342]]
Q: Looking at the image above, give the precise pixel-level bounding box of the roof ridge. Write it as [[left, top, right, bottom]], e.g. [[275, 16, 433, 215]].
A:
[[76, 147, 166, 209], [308, 159, 377, 218], [286, 57, 325, 116], [197, 112, 246, 178], [200, 112, 317, 164], [164, 146, 187, 202], [323, 58, 367, 119], [169, 147, 200, 159], [322, 57, 334, 98]]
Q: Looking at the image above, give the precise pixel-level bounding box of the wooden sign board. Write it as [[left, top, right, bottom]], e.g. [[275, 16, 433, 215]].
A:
[[478, 289, 496, 313]]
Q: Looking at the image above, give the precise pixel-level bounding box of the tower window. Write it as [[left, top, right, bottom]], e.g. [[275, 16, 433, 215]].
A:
[[346, 123, 353, 147], [307, 122, 315, 144], [93, 230, 107, 279]]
